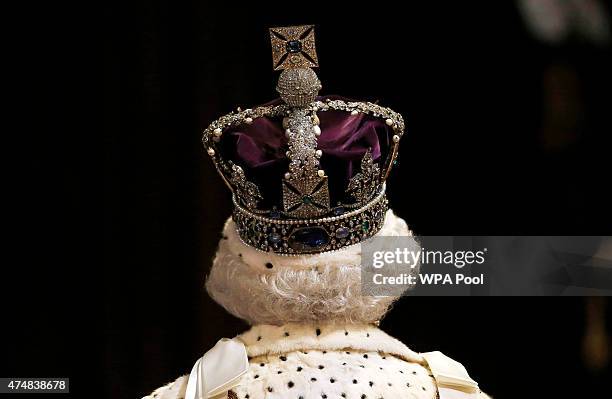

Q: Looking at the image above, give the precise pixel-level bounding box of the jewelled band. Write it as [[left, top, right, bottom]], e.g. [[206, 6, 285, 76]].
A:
[[232, 185, 389, 255]]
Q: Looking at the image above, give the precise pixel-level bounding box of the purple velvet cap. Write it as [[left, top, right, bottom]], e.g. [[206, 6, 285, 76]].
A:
[[218, 96, 394, 210]]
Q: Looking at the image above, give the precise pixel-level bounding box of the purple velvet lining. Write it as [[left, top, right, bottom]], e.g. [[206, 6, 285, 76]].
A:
[[218, 96, 392, 209]]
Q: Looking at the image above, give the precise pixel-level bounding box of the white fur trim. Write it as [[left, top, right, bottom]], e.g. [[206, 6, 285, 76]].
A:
[[237, 323, 424, 364], [141, 375, 187, 399]]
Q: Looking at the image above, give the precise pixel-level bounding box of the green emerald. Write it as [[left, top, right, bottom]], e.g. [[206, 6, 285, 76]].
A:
[[302, 195, 313, 205], [362, 220, 370, 232]]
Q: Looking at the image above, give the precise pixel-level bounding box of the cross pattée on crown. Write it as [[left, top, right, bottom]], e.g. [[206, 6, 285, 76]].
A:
[[269, 25, 319, 71]]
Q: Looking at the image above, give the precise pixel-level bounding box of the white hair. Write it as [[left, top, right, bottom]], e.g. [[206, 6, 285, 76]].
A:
[[205, 210, 416, 326]]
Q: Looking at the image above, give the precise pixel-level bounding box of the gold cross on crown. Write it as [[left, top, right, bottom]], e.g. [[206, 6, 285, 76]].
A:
[[269, 25, 319, 71]]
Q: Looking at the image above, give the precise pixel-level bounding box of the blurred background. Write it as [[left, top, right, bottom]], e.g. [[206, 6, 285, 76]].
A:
[[3, 1, 612, 398]]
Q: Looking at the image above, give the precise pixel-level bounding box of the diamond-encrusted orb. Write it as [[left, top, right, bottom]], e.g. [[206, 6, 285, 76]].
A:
[[335, 227, 350, 239], [276, 68, 322, 107], [286, 40, 302, 53]]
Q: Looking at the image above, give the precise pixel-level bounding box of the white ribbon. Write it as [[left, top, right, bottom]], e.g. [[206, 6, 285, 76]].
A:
[[421, 351, 480, 399], [185, 338, 249, 399]]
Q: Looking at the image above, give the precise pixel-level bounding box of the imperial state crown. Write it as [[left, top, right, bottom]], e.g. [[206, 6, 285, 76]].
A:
[[202, 25, 404, 255]]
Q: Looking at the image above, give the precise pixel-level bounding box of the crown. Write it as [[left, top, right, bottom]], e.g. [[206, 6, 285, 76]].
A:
[[202, 25, 404, 255]]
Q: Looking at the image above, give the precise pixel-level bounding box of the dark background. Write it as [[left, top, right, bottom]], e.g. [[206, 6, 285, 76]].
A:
[[3, 1, 612, 399]]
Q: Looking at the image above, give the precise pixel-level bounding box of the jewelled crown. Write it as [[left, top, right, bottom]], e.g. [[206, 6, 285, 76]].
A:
[[202, 25, 404, 255]]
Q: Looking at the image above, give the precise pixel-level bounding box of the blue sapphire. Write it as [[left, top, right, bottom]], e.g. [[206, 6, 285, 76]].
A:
[[269, 209, 281, 219], [332, 206, 346, 216], [288, 227, 330, 252], [335, 227, 349, 239], [286, 40, 302, 53], [268, 232, 282, 245]]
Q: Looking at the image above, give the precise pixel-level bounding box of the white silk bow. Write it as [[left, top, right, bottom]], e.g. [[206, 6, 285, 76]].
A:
[[421, 351, 480, 399], [185, 338, 249, 399]]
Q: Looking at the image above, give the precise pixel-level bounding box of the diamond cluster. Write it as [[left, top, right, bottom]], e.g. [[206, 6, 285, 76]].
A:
[[281, 107, 330, 218]]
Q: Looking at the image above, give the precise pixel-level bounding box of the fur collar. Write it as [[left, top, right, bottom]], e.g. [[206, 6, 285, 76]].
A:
[[236, 322, 425, 364]]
